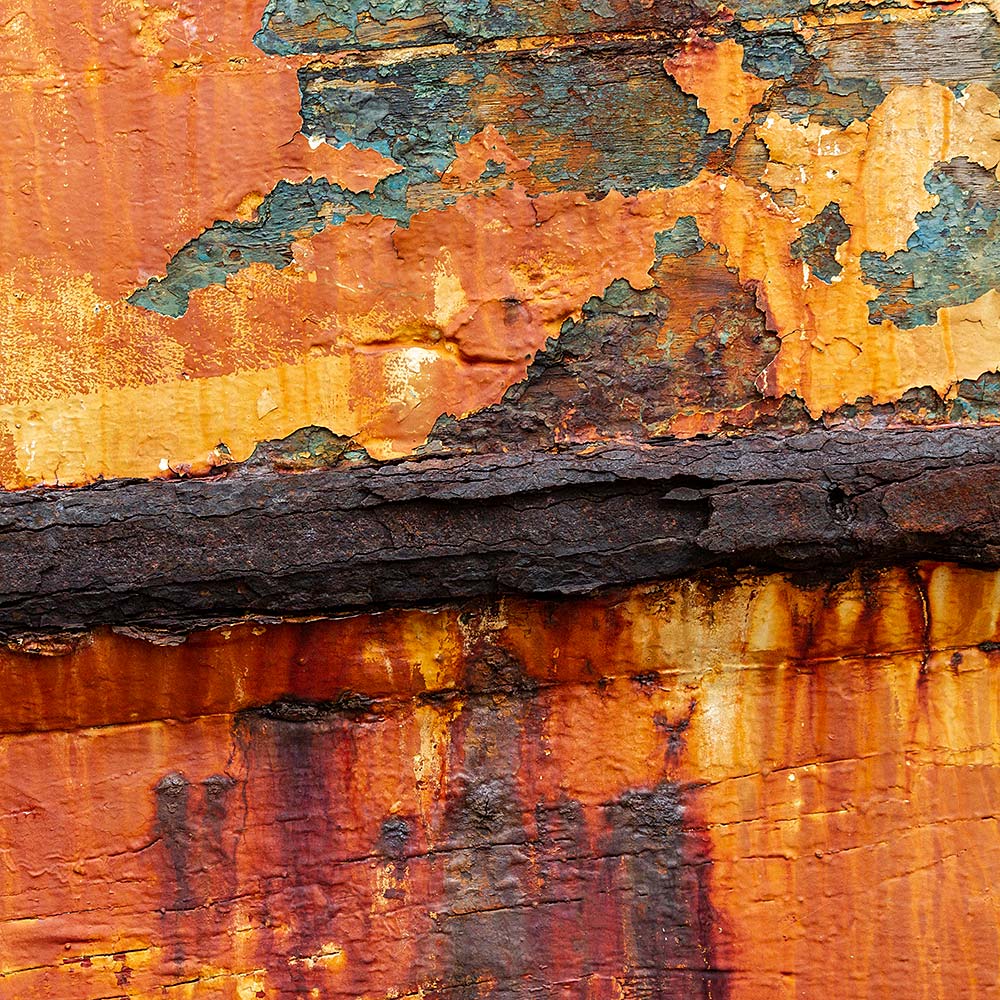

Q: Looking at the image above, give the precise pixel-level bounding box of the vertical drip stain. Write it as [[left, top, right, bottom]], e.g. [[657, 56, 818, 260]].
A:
[[232, 699, 351, 995], [606, 783, 729, 999], [1, 567, 999, 993], [154, 772, 195, 916], [153, 770, 241, 971]]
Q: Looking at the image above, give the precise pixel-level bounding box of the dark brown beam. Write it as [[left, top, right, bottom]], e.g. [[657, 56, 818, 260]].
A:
[[3, 424, 999, 634]]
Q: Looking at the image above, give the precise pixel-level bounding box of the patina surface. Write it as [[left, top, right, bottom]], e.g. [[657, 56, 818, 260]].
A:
[[2, 1, 1000, 997]]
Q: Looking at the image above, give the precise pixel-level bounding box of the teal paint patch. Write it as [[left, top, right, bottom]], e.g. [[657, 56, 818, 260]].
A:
[[254, 0, 714, 54], [300, 48, 722, 196], [790, 203, 849, 283], [480, 159, 508, 180], [862, 158, 1000, 329], [129, 175, 415, 318], [654, 217, 705, 261], [255, 0, 518, 55], [245, 425, 372, 471], [948, 370, 1000, 423], [730, 23, 889, 126], [735, 26, 812, 82], [731, 0, 811, 20], [299, 54, 488, 182]]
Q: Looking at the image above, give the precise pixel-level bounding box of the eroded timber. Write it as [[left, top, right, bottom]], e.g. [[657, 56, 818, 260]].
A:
[[4, 424, 1000, 634]]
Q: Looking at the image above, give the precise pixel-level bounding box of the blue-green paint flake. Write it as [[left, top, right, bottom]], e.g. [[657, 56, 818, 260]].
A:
[[254, 0, 714, 54], [129, 175, 414, 318], [132, 48, 721, 317], [790, 203, 850, 284], [299, 49, 721, 195], [862, 158, 1000, 329], [654, 217, 705, 261], [133, 4, 1000, 324]]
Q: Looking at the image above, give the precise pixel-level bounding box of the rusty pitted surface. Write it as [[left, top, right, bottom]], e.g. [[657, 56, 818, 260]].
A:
[[3, 1, 1000, 998], [0, 564, 999, 995], [4, 423, 1000, 633]]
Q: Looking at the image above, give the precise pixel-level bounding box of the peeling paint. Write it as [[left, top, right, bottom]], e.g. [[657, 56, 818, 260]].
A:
[[790, 201, 850, 283], [862, 158, 1000, 327], [253, 0, 716, 53], [5, 2, 1000, 486]]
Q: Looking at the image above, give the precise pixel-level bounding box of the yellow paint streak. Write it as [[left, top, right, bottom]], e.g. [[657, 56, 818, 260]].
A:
[[664, 37, 772, 144], [413, 702, 460, 829]]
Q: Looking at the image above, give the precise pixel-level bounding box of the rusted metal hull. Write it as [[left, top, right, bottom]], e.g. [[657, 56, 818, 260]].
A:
[[3, 2, 1000, 485], [1, 562, 998, 996], [3, 0, 1000, 994]]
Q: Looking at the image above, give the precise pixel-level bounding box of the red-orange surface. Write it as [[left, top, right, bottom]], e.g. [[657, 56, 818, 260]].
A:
[[0, 562, 998, 997]]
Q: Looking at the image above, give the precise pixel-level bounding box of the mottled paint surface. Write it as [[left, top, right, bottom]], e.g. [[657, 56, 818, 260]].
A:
[[5, 1, 1000, 483], [1, 563, 999, 995], [4, 6, 1000, 997]]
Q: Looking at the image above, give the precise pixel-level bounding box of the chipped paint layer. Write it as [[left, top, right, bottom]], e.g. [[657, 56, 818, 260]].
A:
[[3, 2, 1000, 483]]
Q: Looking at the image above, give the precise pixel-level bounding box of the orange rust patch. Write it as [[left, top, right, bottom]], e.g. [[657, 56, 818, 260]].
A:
[[0, 563, 998, 995], [664, 37, 772, 144], [0, 1, 398, 299], [0, 184, 679, 481]]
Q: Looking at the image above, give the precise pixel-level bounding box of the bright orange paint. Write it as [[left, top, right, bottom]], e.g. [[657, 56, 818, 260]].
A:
[[0, 563, 998, 996]]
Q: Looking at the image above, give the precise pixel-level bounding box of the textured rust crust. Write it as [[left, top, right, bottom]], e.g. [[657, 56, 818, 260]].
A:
[[6, 423, 1000, 633]]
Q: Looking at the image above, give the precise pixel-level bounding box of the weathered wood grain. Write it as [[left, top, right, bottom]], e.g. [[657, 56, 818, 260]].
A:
[[5, 424, 1000, 633]]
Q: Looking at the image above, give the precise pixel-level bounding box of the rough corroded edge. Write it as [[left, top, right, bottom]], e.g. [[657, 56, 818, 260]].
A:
[[5, 424, 1000, 634]]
